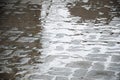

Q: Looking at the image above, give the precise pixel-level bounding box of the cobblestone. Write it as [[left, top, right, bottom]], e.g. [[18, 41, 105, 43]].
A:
[[29, 74, 53, 80], [71, 77, 83, 80], [116, 73, 120, 80], [48, 70, 71, 76], [71, 77, 94, 80], [49, 67, 72, 72], [73, 69, 87, 78], [91, 62, 105, 70], [86, 70, 116, 80], [86, 54, 109, 58], [66, 61, 92, 69], [55, 76, 69, 80], [111, 55, 120, 62], [107, 66, 120, 72], [85, 57, 107, 62], [109, 63, 120, 68], [107, 63, 120, 71]]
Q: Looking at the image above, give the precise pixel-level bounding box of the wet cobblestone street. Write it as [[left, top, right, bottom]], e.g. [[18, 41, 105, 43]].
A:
[[0, 0, 120, 80]]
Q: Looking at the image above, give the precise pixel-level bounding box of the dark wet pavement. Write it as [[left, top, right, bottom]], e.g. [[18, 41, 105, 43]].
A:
[[68, 0, 120, 24], [0, 0, 120, 80], [0, 0, 42, 79]]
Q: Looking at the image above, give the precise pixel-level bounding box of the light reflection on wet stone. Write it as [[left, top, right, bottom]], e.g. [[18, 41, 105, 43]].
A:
[[0, 0, 120, 80]]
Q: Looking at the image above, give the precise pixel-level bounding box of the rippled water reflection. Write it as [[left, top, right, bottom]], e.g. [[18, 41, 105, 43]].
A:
[[0, 0, 42, 79], [68, 0, 120, 25]]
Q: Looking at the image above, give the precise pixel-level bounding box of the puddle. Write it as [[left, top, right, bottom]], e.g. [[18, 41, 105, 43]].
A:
[[67, 0, 120, 25]]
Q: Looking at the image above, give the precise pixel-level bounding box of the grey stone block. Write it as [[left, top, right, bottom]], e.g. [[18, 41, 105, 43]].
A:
[[66, 61, 92, 69], [29, 74, 53, 80], [71, 77, 83, 80], [73, 69, 87, 77], [71, 77, 94, 80], [85, 57, 107, 62], [111, 55, 120, 62], [48, 70, 71, 76], [107, 67, 120, 71], [55, 76, 69, 80], [86, 70, 116, 80], [86, 54, 109, 58], [50, 67, 71, 72], [109, 63, 120, 68], [92, 62, 105, 70], [55, 46, 64, 51], [116, 72, 120, 80], [67, 46, 82, 52]]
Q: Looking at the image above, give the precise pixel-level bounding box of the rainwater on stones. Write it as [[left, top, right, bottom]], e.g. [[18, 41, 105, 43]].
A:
[[0, 0, 120, 80]]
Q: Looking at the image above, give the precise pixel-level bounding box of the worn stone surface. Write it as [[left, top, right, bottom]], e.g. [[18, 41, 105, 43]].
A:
[[111, 55, 120, 62], [73, 69, 88, 77], [86, 70, 116, 80], [0, 0, 42, 79], [55, 76, 69, 80], [91, 62, 105, 70], [48, 70, 71, 76], [0, 0, 120, 80], [29, 75, 53, 80], [66, 61, 92, 69]]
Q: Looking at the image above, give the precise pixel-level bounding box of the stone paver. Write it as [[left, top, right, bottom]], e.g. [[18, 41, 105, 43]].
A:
[[91, 62, 105, 70], [55, 76, 69, 80], [86, 70, 116, 80], [111, 55, 120, 62], [66, 61, 92, 69], [73, 69, 88, 78], [48, 71, 71, 76], [29, 74, 53, 80]]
